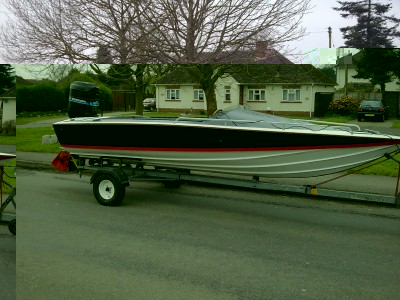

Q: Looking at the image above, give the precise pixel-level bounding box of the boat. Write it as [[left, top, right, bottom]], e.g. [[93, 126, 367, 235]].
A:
[[52, 107, 400, 178], [0, 153, 16, 165]]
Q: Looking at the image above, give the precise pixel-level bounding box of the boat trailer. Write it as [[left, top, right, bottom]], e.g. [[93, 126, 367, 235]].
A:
[[53, 151, 400, 208], [0, 166, 16, 235]]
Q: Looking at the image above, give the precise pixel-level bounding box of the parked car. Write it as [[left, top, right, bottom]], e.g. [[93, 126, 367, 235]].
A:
[[357, 99, 389, 122], [143, 98, 156, 111]]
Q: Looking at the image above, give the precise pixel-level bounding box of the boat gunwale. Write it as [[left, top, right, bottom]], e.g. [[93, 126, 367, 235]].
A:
[[54, 117, 398, 140]]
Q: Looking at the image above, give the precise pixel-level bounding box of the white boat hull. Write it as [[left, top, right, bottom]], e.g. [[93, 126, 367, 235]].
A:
[[62, 143, 398, 178], [0, 153, 15, 166]]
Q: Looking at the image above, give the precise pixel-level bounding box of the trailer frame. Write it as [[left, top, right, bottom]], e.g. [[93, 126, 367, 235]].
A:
[[67, 154, 400, 207], [0, 169, 16, 235]]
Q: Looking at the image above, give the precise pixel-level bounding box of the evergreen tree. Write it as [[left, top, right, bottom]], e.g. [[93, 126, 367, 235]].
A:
[[333, 0, 400, 48], [353, 48, 399, 92], [392, 49, 400, 81], [318, 66, 336, 81], [0, 64, 15, 94]]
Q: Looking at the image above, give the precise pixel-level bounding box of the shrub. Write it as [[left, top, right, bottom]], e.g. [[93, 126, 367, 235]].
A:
[[328, 96, 358, 116], [96, 83, 113, 112], [2, 120, 16, 135]]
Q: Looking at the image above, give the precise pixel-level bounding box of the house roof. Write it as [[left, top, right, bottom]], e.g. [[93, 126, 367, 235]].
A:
[[336, 51, 362, 68], [172, 41, 293, 64], [156, 65, 336, 86], [0, 86, 16, 97], [230, 65, 336, 85], [199, 48, 293, 64]]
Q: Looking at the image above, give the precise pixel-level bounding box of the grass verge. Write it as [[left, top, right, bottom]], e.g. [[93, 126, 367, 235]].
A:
[[1, 159, 16, 194], [392, 120, 400, 128], [17, 127, 61, 153], [0, 135, 16, 145], [17, 113, 67, 125], [319, 115, 354, 123], [348, 153, 400, 177]]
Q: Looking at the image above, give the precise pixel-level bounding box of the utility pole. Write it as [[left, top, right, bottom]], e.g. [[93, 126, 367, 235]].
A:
[[343, 53, 353, 96], [328, 26, 332, 48]]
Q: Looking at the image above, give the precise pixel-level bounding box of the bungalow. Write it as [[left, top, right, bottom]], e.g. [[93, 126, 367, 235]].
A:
[[154, 65, 336, 117], [0, 87, 16, 126]]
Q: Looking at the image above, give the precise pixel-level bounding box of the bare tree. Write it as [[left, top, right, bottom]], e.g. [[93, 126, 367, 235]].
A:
[[137, 0, 311, 63], [1, 0, 310, 63], [1, 0, 80, 63], [1, 0, 143, 63], [2, 0, 311, 113]]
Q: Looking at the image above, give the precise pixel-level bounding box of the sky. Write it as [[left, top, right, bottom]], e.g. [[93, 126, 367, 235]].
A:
[[293, 0, 400, 63], [1, 0, 399, 74]]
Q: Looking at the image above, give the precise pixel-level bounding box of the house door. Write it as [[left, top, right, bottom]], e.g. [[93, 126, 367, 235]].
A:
[[314, 92, 333, 117]]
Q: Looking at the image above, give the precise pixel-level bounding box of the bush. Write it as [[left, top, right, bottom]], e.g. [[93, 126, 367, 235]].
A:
[[1, 120, 16, 135], [96, 83, 113, 112], [328, 96, 358, 116]]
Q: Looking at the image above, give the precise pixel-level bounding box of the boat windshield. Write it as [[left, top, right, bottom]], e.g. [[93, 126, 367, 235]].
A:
[[210, 107, 359, 132]]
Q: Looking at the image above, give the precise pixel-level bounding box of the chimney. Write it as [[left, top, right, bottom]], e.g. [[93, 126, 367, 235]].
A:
[[255, 41, 269, 58]]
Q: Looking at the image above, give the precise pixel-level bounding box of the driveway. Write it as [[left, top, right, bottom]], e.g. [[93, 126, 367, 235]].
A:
[[17, 111, 135, 129], [348, 119, 400, 135], [17, 117, 68, 128]]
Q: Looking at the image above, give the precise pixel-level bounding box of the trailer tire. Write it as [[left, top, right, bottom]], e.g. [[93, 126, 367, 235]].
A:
[[8, 219, 16, 235], [93, 174, 125, 206]]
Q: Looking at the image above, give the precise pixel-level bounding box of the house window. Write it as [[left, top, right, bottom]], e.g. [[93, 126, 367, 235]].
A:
[[225, 86, 231, 101], [193, 89, 204, 101], [282, 89, 300, 101], [248, 89, 266, 101], [166, 89, 180, 100]]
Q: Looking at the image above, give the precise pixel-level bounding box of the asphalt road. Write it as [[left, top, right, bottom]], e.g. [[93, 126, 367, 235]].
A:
[[0, 145, 16, 154], [0, 224, 16, 300], [17, 169, 400, 300]]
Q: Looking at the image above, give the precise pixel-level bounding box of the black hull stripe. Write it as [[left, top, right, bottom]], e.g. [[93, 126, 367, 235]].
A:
[[62, 142, 397, 152], [54, 123, 400, 150]]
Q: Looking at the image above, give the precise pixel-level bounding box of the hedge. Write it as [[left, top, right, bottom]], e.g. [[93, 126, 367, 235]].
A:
[[17, 83, 66, 112], [17, 80, 112, 113]]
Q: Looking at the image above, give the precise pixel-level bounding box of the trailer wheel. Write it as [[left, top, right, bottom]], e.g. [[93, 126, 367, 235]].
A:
[[93, 174, 125, 206], [8, 219, 16, 235]]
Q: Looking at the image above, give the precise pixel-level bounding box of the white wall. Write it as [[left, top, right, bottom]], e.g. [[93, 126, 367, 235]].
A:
[[215, 75, 240, 110], [337, 68, 400, 92], [156, 81, 335, 115], [1, 98, 16, 123], [156, 85, 206, 112], [243, 84, 334, 115]]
